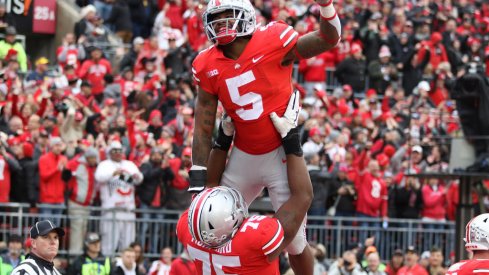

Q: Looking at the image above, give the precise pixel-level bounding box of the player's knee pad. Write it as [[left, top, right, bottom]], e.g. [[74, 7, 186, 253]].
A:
[[284, 225, 307, 255]]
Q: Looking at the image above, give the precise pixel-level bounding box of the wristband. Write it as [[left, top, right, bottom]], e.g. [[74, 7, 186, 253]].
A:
[[188, 165, 207, 193], [319, 3, 336, 20], [282, 127, 303, 157], [213, 123, 233, 151]]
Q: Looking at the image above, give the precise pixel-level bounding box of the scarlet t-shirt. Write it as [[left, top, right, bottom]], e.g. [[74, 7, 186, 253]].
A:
[[192, 21, 299, 155]]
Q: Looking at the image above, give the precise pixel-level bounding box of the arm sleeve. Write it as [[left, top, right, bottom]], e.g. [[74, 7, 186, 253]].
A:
[[176, 210, 190, 245], [257, 217, 285, 256], [94, 161, 114, 183], [4, 155, 21, 173]]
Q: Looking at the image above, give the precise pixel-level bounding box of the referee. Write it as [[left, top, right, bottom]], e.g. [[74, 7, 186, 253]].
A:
[[11, 220, 65, 275]]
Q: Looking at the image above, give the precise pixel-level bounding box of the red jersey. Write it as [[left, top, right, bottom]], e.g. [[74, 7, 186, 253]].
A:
[[192, 21, 299, 155], [355, 172, 388, 217], [177, 210, 284, 275], [447, 259, 489, 274]]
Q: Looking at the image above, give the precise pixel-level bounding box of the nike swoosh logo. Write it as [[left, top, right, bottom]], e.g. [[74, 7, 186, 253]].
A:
[[252, 55, 265, 63], [282, 158, 287, 163]]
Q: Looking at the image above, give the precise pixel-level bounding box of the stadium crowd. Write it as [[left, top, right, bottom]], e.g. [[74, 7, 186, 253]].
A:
[[0, 0, 489, 273]]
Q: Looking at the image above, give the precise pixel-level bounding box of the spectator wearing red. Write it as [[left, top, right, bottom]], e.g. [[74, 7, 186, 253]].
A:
[[62, 147, 99, 254], [185, 3, 207, 52], [128, 132, 152, 167], [56, 33, 86, 73], [355, 159, 388, 241], [166, 145, 192, 211], [416, 32, 448, 72], [78, 46, 112, 102], [164, 106, 193, 147], [117, 68, 141, 109], [169, 249, 196, 275], [385, 249, 405, 275], [299, 51, 337, 96], [38, 137, 68, 226], [429, 72, 449, 107], [421, 176, 446, 250], [11, 88, 48, 127], [397, 246, 428, 275]]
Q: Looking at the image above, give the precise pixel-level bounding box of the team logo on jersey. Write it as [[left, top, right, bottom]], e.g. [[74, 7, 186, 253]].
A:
[[206, 69, 219, 78], [234, 64, 241, 69]]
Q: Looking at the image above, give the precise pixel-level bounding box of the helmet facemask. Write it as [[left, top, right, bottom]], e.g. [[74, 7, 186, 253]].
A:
[[203, 0, 256, 45]]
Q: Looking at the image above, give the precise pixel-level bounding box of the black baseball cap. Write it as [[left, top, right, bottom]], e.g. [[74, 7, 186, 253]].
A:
[[85, 232, 101, 244], [30, 220, 65, 239]]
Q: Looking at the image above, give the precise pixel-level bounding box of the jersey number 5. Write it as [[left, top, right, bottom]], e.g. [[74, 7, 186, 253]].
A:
[[225, 70, 264, 121], [187, 246, 241, 275]]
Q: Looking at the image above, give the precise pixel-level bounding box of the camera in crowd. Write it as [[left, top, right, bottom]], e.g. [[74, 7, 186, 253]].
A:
[[55, 101, 70, 115]]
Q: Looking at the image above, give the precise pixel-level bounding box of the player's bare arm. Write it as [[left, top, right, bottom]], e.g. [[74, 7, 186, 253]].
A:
[[267, 91, 313, 261], [206, 114, 235, 186], [267, 153, 312, 261], [192, 88, 218, 166], [282, 0, 341, 64], [189, 88, 218, 192]]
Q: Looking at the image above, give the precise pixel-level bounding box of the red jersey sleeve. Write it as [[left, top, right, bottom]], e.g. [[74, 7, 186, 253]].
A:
[[192, 47, 216, 94], [254, 216, 284, 256], [176, 209, 191, 246], [260, 21, 299, 56]]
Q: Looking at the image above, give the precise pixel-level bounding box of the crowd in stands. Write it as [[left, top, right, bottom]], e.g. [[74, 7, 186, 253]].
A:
[[0, 0, 488, 272]]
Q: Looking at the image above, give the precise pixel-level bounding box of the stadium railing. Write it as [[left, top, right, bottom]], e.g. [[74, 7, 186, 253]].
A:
[[0, 203, 455, 262]]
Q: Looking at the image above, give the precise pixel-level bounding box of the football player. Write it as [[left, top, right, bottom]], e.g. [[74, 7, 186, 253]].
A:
[[178, 106, 313, 274], [446, 213, 489, 274], [190, 0, 340, 271]]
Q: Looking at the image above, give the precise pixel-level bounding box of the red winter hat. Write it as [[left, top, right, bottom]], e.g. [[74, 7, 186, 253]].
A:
[[149, 109, 162, 120], [22, 142, 34, 158], [182, 147, 192, 157], [376, 153, 390, 167], [430, 32, 442, 44], [309, 127, 320, 137], [383, 144, 396, 158], [342, 84, 352, 92], [351, 44, 362, 54], [366, 89, 377, 98]]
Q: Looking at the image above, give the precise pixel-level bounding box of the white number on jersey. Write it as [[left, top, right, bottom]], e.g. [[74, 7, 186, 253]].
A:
[[187, 246, 241, 275], [371, 179, 381, 199], [225, 71, 263, 121], [240, 215, 266, 232]]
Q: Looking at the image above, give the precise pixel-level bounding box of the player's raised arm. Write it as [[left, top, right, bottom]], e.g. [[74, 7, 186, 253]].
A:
[[283, 0, 341, 63], [267, 91, 313, 261], [206, 114, 235, 187], [189, 87, 218, 192]]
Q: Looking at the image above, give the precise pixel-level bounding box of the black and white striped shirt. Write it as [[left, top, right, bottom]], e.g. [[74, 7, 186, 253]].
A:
[[11, 254, 62, 275]]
